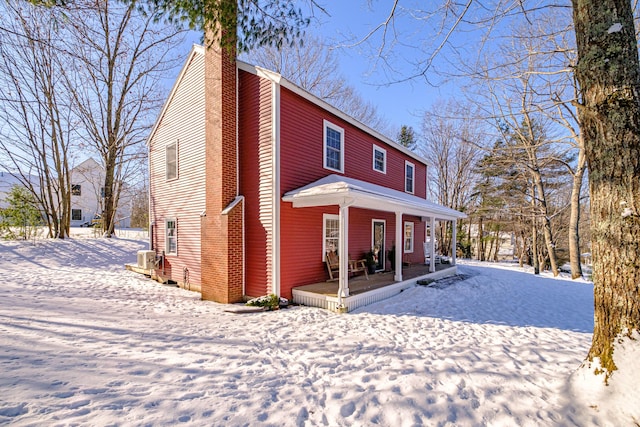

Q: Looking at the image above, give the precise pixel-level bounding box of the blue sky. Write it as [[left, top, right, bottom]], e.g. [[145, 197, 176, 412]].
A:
[[178, 2, 464, 139], [305, 2, 464, 138]]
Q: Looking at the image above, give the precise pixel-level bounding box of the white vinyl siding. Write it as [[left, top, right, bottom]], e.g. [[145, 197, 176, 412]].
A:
[[166, 141, 178, 181], [148, 48, 206, 287]]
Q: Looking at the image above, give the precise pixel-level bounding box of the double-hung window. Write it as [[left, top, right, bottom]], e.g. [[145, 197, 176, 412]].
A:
[[71, 184, 81, 196], [373, 145, 386, 173], [166, 219, 177, 254], [404, 221, 414, 253], [323, 214, 340, 259], [323, 120, 344, 173], [166, 141, 178, 181], [405, 161, 415, 194]]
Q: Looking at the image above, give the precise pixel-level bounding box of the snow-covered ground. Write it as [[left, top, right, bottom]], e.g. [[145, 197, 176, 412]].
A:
[[0, 233, 638, 426]]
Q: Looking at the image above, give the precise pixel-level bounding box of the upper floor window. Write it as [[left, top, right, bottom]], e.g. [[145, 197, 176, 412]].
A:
[[71, 184, 81, 196], [166, 141, 178, 181], [323, 120, 344, 173], [373, 145, 386, 173], [405, 161, 415, 194]]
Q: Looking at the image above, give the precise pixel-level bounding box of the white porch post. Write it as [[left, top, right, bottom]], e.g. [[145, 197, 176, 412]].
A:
[[452, 219, 457, 266], [395, 211, 403, 281], [430, 216, 436, 273], [337, 204, 350, 306]]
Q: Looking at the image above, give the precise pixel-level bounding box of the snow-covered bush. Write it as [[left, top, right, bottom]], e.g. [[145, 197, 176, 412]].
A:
[[246, 294, 288, 310]]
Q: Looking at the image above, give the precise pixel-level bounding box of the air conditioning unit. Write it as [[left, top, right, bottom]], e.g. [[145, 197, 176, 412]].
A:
[[137, 250, 156, 270]]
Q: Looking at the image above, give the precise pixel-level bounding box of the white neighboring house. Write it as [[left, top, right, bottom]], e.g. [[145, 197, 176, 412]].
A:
[[70, 158, 133, 228], [1, 159, 133, 228]]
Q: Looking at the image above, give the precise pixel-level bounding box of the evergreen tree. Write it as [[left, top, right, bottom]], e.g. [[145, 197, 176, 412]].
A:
[[397, 125, 417, 150], [0, 185, 42, 240]]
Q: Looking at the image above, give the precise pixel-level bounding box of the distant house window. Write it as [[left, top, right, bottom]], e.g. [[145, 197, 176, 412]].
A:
[[323, 120, 344, 173], [166, 219, 177, 254], [72, 209, 82, 221], [404, 221, 414, 253], [100, 187, 105, 198], [373, 145, 386, 173], [71, 184, 81, 196], [323, 214, 340, 260], [166, 141, 178, 181], [405, 161, 415, 194]]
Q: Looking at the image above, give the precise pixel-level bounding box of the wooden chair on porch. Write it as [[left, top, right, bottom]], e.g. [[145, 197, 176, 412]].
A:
[[325, 251, 369, 281]]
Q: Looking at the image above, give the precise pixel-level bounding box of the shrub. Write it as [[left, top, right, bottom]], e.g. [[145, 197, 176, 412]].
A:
[[246, 294, 288, 310]]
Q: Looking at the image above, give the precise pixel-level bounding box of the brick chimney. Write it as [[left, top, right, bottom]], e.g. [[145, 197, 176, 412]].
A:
[[200, 9, 244, 304]]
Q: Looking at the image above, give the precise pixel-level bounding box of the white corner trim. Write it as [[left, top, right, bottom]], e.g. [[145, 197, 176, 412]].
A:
[[272, 80, 281, 297]]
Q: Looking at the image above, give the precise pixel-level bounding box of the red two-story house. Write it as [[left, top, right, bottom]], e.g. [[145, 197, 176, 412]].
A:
[[147, 44, 465, 312]]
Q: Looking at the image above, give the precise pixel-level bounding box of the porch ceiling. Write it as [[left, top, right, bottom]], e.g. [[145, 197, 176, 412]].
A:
[[282, 174, 466, 220]]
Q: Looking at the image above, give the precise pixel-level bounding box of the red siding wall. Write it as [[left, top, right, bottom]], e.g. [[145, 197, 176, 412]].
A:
[[278, 86, 427, 196], [277, 85, 430, 297], [280, 205, 335, 298], [239, 70, 273, 298]]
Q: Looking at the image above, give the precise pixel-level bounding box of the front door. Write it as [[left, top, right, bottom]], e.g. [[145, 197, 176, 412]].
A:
[[372, 220, 385, 271]]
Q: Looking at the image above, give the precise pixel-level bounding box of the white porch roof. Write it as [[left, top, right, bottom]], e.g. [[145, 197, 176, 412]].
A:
[[282, 174, 466, 220]]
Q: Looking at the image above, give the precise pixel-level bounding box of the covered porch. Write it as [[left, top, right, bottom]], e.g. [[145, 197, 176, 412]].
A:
[[283, 175, 466, 312], [293, 262, 457, 312]]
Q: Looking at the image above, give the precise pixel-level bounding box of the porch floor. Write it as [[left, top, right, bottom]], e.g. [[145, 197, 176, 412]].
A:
[[294, 262, 455, 297]]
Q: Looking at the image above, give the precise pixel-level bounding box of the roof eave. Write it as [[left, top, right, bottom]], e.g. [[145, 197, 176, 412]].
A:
[[283, 189, 467, 221]]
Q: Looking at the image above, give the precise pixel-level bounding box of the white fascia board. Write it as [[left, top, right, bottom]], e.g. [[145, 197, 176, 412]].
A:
[[283, 186, 466, 220]]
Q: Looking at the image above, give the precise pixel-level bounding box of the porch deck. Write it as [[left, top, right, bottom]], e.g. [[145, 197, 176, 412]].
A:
[[292, 263, 457, 312]]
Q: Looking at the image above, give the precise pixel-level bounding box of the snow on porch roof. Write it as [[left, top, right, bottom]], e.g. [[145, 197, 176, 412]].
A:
[[282, 175, 467, 221]]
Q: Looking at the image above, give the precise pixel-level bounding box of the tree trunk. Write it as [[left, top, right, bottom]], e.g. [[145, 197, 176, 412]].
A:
[[569, 146, 586, 279], [530, 185, 540, 274], [572, 0, 640, 375], [477, 216, 485, 261], [532, 171, 559, 276]]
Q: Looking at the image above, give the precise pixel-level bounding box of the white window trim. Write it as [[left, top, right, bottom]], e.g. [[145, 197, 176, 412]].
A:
[[373, 144, 387, 174], [405, 160, 415, 194], [323, 120, 345, 173], [322, 213, 340, 260], [404, 221, 414, 253], [166, 140, 178, 181], [166, 218, 177, 255]]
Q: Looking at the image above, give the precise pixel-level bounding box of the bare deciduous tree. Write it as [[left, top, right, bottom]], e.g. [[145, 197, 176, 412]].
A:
[[0, 1, 73, 238], [419, 100, 483, 256], [242, 35, 389, 134], [62, 1, 184, 237], [353, 0, 639, 383]]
